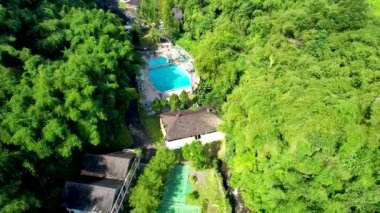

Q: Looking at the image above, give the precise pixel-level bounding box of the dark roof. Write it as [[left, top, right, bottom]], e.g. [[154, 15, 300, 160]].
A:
[[63, 176, 123, 212], [160, 107, 222, 141], [81, 151, 135, 180], [171, 8, 183, 20]]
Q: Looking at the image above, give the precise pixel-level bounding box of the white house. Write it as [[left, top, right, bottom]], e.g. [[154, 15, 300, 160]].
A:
[[160, 107, 225, 150]]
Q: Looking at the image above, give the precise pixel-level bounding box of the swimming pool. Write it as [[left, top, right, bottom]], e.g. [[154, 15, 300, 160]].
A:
[[149, 65, 191, 92], [148, 56, 168, 67]]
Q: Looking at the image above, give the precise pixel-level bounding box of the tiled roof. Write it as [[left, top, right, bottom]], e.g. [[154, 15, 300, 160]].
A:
[[63, 176, 123, 212], [160, 107, 222, 141], [81, 151, 135, 180]]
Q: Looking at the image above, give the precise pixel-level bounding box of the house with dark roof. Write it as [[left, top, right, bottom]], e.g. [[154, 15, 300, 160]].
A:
[[63, 150, 140, 213], [80, 152, 135, 180], [64, 177, 124, 213], [160, 107, 225, 150]]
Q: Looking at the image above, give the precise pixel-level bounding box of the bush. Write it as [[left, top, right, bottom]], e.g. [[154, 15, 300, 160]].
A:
[[189, 190, 200, 200], [182, 141, 211, 170]]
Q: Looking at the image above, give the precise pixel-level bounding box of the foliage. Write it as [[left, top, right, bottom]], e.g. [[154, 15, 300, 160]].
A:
[[369, 0, 380, 16], [169, 94, 181, 111], [140, 115, 164, 144], [113, 124, 133, 149], [0, 0, 138, 211], [152, 97, 163, 113], [179, 90, 190, 109], [144, 26, 162, 47], [139, 0, 181, 38], [160, 0, 181, 38], [139, 0, 159, 25], [160, 98, 168, 111], [152, 97, 168, 113], [129, 146, 179, 212], [174, 0, 380, 211], [182, 141, 210, 170], [187, 168, 231, 213]]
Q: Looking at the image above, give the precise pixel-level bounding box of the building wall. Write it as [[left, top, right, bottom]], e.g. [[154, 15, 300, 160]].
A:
[[165, 131, 225, 150]]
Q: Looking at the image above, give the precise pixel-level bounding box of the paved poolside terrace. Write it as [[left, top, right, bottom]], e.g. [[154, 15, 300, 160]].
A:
[[137, 44, 200, 113]]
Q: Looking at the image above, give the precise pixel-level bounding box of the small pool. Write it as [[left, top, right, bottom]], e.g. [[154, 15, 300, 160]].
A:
[[149, 65, 191, 92], [148, 56, 168, 67]]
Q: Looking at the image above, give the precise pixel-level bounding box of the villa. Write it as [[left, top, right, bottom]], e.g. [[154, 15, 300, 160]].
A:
[[160, 107, 225, 150]]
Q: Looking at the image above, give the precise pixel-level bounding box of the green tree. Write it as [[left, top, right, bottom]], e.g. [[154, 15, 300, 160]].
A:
[[179, 90, 189, 109], [160, 0, 180, 38], [182, 140, 210, 170], [144, 26, 162, 47], [169, 94, 180, 111], [0, 1, 138, 211], [175, 0, 380, 211], [129, 147, 179, 212], [139, 0, 159, 25], [160, 98, 168, 112], [151, 97, 162, 113]]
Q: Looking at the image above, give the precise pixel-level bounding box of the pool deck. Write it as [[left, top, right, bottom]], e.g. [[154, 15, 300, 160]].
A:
[[138, 44, 200, 113]]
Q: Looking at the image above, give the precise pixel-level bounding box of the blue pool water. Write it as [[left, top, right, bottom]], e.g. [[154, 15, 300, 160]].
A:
[[148, 56, 168, 67], [149, 65, 191, 92]]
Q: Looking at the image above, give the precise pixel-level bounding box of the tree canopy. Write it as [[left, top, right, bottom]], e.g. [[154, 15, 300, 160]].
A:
[[171, 0, 380, 211], [0, 0, 138, 211], [129, 147, 179, 212]]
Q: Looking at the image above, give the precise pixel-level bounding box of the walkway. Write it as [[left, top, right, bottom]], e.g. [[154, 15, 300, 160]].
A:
[[125, 99, 156, 163]]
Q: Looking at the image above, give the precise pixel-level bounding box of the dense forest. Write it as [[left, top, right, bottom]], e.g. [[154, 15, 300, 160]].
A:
[[167, 0, 379, 211], [1, 0, 380, 212], [0, 0, 138, 211]]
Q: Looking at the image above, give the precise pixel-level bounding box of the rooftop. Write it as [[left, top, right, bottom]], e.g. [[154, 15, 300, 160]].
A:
[[160, 107, 222, 141], [64, 176, 123, 212], [81, 151, 135, 180]]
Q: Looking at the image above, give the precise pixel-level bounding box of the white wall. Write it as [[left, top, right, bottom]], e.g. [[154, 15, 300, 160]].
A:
[[165, 131, 225, 150]]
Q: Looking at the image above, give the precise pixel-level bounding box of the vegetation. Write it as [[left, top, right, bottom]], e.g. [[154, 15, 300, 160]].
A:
[[182, 141, 212, 170], [114, 124, 134, 149], [2, 0, 379, 212], [169, 94, 181, 111], [0, 0, 138, 211], [179, 90, 190, 109], [187, 169, 231, 213], [369, 0, 380, 16], [129, 146, 180, 212], [140, 114, 164, 144], [151, 97, 167, 113], [168, 91, 191, 112], [139, 0, 181, 38], [156, 0, 380, 211]]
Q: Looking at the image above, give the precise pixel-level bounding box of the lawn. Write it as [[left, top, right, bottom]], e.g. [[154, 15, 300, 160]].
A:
[[140, 115, 163, 144], [187, 168, 231, 213]]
